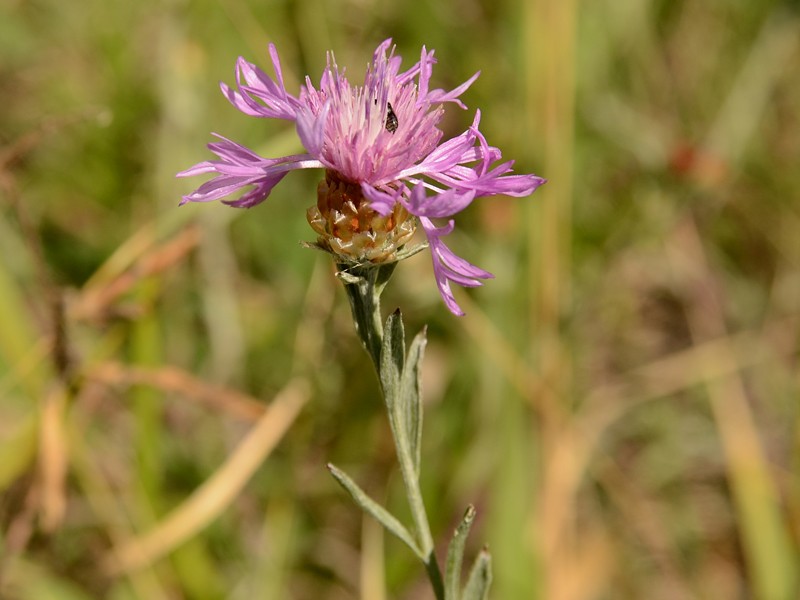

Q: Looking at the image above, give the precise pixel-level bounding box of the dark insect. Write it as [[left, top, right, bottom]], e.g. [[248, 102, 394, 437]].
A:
[[385, 102, 399, 134]]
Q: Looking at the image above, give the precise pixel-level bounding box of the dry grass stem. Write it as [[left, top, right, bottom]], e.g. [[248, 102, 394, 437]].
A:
[[103, 378, 309, 575]]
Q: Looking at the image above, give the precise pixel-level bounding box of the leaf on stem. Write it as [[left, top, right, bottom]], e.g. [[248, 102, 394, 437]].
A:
[[444, 505, 477, 600], [380, 310, 405, 415], [327, 463, 422, 558], [462, 548, 492, 600], [334, 270, 362, 285], [401, 327, 427, 476]]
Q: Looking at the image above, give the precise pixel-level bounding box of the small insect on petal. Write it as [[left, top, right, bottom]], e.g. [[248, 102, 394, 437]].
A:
[[385, 102, 399, 134]]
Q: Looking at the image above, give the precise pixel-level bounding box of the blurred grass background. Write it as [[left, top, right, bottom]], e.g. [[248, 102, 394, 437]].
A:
[[1, 0, 799, 598]]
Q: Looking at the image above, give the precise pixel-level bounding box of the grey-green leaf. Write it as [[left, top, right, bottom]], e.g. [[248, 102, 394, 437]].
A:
[[380, 310, 405, 417], [445, 505, 477, 600], [400, 326, 427, 475], [462, 548, 492, 600], [327, 463, 422, 558], [334, 269, 362, 285]]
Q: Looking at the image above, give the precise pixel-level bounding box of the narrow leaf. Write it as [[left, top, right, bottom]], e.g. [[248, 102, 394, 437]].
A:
[[380, 310, 405, 416], [400, 327, 427, 475], [335, 270, 362, 285], [327, 463, 422, 558], [445, 505, 477, 600], [462, 548, 492, 600]]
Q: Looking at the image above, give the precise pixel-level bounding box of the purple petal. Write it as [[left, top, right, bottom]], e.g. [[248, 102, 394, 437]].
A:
[[478, 173, 547, 196], [177, 161, 218, 177], [404, 185, 476, 219], [295, 102, 330, 157], [177, 134, 323, 207], [420, 217, 493, 316], [362, 184, 403, 216], [401, 112, 483, 177], [222, 172, 289, 208], [373, 39, 393, 63], [181, 175, 257, 204], [267, 43, 290, 101], [220, 52, 301, 120], [415, 47, 435, 100], [425, 71, 480, 109]]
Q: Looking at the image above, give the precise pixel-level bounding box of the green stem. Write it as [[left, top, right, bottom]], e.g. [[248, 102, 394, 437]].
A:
[[391, 395, 444, 598], [424, 553, 446, 600], [340, 263, 444, 600], [340, 264, 385, 369]]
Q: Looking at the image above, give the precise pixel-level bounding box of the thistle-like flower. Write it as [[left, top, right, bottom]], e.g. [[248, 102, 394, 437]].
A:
[[178, 39, 544, 315]]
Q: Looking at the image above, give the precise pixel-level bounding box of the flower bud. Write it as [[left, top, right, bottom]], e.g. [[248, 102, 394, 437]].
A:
[[307, 170, 416, 264]]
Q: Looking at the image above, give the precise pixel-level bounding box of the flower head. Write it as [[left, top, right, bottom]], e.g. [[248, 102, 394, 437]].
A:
[[178, 39, 544, 315]]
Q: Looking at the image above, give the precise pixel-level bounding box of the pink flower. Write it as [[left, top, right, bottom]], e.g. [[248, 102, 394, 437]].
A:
[[178, 39, 544, 315]]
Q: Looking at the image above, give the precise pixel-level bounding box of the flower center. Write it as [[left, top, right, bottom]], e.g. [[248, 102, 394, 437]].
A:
[[306, 170, 416, 263]]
